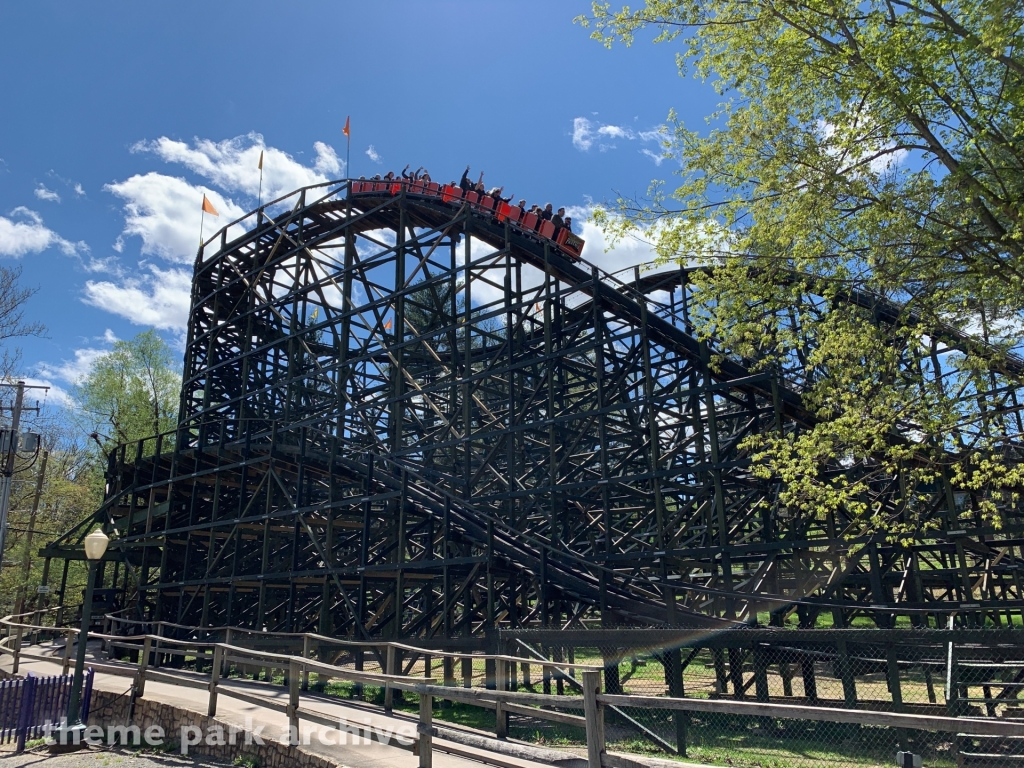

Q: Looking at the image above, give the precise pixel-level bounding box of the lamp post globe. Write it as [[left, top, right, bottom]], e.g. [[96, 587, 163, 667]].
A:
[[59, 527, 109, 748], [83, 528, 109, 561]]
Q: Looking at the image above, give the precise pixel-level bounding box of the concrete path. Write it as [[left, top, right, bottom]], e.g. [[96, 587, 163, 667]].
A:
[[1, 642, 570, 768]]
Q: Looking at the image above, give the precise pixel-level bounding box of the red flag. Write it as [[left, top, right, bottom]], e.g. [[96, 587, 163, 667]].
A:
[[343, 116, 350, 138]]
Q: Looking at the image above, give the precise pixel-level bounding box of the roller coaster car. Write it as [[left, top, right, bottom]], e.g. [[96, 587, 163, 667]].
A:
[[556, 227, 585, 261], [349, 179, 584, 260]]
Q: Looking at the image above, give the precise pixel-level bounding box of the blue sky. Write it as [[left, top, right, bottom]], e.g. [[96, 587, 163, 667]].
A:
[[0, 1, 720, 405]]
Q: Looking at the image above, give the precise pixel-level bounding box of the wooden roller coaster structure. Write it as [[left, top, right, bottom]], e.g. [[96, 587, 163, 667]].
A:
[[41, 177, 1024, 648]]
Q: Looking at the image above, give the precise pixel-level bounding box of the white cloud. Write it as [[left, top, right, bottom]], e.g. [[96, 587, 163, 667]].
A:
[[34, 185, 60, 203], [0, 207, 82, 258], [83, 264, 193, 331], [46, 170, 87, 198], [36, 346, 109, 387], [132, 133, 342, 203], [34, 337, 122, 408], [104, 134, 347, 267], [572, 118, 667, 160], [565, 205, 660, 275], [640, 148, 665, 166], [598, 124, 632, 139], [637, 128, 667, 143], [91, 133, 347, 330], [572, 118, 597, 151], [366, 145, 382, 164], [84, 255, 124, 276], [105, 173, 246, 264]]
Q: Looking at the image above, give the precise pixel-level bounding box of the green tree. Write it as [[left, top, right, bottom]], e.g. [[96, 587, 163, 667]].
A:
[[0, 415, 105, 617], [578, 0, 1024, 537], [74, 330, 181, 455]]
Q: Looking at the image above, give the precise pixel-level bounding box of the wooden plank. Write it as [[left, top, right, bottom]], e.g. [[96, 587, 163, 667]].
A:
[[501, 702, 586, 727]]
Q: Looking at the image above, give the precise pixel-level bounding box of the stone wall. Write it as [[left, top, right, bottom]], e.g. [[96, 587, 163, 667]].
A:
[[88, 689, 340, 768]]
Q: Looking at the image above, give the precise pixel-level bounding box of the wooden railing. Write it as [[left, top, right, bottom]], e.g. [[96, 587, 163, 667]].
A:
[[0, 612, 596, 768], [5, 612, 1024, 768]]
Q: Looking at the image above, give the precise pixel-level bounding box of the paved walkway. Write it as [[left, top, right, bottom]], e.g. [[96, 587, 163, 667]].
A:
[[1, 642, 568, 768]]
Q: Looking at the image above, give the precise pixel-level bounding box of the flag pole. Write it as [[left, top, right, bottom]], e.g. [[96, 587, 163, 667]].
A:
[[258, 150, 264, 208], [199, 194, 219, 249], [344, 116, 351, 178]]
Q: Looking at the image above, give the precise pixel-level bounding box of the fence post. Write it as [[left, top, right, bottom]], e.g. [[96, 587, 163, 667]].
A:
[[385, 645, 397, 714], [61, 629, 73, 675], [495, 657, 508, 739], [12, 625, 23, 675], [442, 654, 455, 709], [582, 670, 605, 768], [221, 631, 230, 678], [462, 655, 472, 688], [15, 674, 38, 753], [302, 635, 311, 692], [136, 636, 152, 698], [208, 645, 223, 717], [354, 645, 364, 700], [666, 648, 687, 757], [288, 659, 300, 745], [418, 684, 433, 768], [81, 667, 95, 723], [153, 623, 163, 669]]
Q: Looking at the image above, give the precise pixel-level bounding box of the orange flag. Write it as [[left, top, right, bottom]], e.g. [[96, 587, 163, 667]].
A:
[[384, 318, 392, 330], [343, 116, 350, 138], [202, 195, 219, 216]]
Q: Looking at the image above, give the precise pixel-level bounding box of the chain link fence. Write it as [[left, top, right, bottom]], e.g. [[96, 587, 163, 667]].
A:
[[502, 627, 1024, 767]]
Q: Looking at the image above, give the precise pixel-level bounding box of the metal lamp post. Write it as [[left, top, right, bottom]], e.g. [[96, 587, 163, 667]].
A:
[[63, 527, 108, 737]]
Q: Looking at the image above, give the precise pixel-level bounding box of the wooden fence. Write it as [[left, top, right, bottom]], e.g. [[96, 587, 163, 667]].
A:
[[3, 611, 1024, 768]]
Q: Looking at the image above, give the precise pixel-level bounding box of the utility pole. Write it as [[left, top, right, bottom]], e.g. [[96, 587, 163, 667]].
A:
[[0, 381, 46, 568], [14, 449, 47, 617]]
